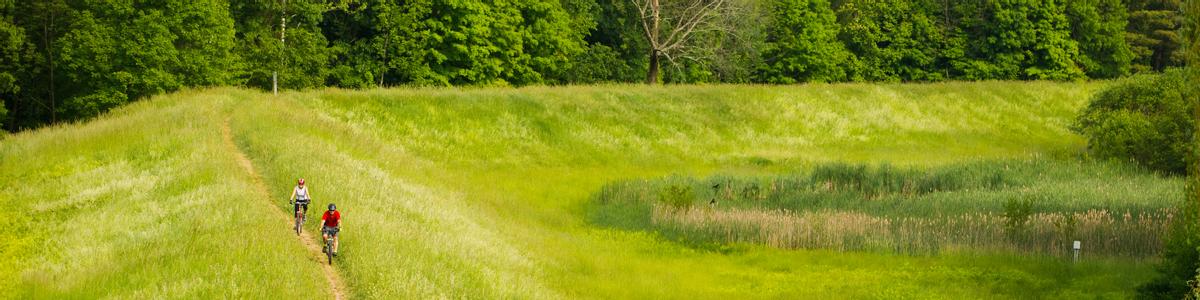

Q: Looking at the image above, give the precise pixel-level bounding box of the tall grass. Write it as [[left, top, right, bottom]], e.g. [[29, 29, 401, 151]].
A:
[[590, 160, 1182, 258], [0, 89, 330, 298], [652, 206, 1172, 257], [307, 82, 1104, 170], [225, 93, 554, 298]]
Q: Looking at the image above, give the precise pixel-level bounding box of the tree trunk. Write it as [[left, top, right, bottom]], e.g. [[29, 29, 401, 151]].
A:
[[44, 10, 55, 123], [646, 49, 660, 84], [380, 36, 389, 87], [645, 0, 660, 84]]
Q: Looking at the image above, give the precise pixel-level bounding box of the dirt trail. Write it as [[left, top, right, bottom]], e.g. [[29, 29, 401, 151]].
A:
[[221, 118, 347, 300]]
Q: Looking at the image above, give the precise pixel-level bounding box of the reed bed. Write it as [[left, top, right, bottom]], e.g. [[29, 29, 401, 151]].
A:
[[590, 160, 1182, 259], [652, 205, 1173, 257]]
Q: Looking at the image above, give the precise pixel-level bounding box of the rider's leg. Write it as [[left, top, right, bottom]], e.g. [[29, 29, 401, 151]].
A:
[[301, 203, 308, 220], [333, 234, 339, 253]]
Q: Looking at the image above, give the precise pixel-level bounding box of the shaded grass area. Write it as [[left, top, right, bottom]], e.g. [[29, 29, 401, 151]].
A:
[[0, 90, 331, 298]]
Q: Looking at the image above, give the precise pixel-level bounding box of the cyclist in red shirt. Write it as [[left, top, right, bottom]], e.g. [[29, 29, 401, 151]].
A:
[[320, 203, 342, 256]]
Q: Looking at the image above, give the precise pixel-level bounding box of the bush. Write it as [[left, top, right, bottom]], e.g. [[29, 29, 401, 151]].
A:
[[1072, 69, 1197, 174], [1136, 187, 1199, 299], [658, 184, 695, 210], [1137, 70, 1200, 297], [1003, 196, 1035, 238]]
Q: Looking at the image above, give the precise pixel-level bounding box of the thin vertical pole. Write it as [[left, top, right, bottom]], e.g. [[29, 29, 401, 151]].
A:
[[1072, 240, 1081, 263], [275, 1, 287, 95]]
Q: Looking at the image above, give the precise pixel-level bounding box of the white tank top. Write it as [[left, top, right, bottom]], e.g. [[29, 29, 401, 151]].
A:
[[295, 186, 309, 200]]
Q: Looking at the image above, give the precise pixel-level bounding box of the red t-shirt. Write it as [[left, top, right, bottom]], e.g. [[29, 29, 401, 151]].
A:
[[322, 210, 341, 227]]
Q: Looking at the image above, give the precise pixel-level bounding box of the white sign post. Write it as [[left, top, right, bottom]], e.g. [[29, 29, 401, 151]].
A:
[[1072, 240, 1081, 263]]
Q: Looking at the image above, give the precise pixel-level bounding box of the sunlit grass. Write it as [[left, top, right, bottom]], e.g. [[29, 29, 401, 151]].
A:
[[281, 81, 1156, 298], [0, 90, 330, 298], [0, 81, 1167, 298], [227, 94, 553, 298]]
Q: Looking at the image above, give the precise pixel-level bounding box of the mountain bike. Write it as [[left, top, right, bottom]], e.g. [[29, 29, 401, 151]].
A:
[[322, 226, 339, 265], [293, 200, 308, 235]]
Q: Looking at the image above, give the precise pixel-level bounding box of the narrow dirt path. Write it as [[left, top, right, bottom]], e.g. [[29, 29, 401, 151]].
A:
[[221, 118, 347, 300]]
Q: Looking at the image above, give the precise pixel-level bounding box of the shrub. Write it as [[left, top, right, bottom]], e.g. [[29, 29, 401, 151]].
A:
[[1073, 69, 1197, 174], [1136, 192, 1199, 299], [1003, 196, 1035, 238], [659, 184, 695, 210], [1136, 98, 1200, 297]]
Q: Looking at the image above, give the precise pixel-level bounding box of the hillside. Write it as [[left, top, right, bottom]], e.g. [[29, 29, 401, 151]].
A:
[[1, 82, 1181, 298]]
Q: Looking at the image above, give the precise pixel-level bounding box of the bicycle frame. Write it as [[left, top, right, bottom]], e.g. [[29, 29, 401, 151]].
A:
[[294, 202, 305, 235]]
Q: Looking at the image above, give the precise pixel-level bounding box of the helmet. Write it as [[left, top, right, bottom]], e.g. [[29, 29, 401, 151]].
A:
[[328, 203, 336, 211], [298, 178, 305, 186]]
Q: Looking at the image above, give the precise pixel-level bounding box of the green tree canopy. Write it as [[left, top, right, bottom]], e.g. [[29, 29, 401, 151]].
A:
[[0, 0, 1189, 130], [56, 0, 242, 118], [964, 0, 1084, 80], [756, 0, 849, 83], [0, 0, 25, 128], [232, 0, 330, 90], [1126, 0, 1184, 73], [1066, 0, 1133, 78], [836, 0, 945, 81], [324, 0, 583, 87]]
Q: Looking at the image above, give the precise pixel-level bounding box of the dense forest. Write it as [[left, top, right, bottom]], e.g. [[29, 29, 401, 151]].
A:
[[0, 0, 1189, 130]]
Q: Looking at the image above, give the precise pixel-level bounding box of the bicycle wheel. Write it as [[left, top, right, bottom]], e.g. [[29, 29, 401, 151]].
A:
[[295, 212, 302, 235], [326, 238, 334, 264]]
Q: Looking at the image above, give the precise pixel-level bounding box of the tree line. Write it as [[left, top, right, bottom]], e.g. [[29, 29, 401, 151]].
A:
[[0, 0, 1188, 130]]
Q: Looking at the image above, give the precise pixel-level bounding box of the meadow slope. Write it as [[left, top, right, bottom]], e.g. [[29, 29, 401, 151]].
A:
[[0, 93, 332, 298], [1, 82, 1181, 298]]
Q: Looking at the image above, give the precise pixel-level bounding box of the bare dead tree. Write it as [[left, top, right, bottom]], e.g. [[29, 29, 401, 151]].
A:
[[631, 0, 739, 84]]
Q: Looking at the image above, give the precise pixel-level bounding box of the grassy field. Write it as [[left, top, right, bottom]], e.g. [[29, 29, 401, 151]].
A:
[[0, 92, 331, 298], [0, 81, 1182, 298]]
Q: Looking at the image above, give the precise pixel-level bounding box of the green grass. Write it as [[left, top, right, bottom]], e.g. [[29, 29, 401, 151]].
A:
[[587, 159, 1181, 257], [0, 81, 1174, 298], [0, 90, 330, 298]]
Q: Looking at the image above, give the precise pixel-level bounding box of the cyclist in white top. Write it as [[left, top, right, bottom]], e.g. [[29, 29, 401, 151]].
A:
[[290, 178, 312, 218]]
